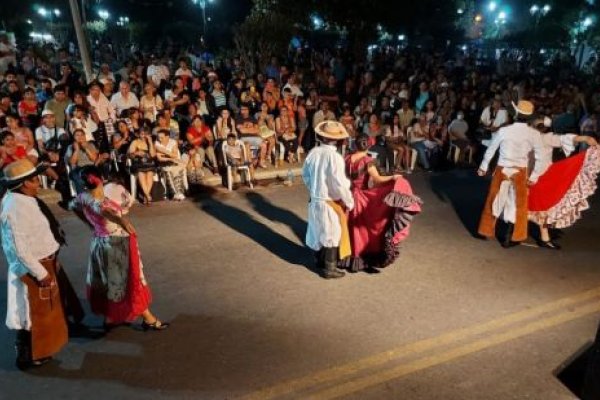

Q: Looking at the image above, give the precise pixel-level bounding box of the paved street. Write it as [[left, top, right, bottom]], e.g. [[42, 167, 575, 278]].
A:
[[1, 170, 599, 400]]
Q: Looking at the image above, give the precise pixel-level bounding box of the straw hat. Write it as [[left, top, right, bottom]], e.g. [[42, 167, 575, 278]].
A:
[[1, 159, 47, 189], [512, 100, 535, 116], [315, 121, 349, 140]]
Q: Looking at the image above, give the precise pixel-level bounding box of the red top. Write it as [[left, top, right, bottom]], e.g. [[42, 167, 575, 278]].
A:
[[186, 125, 212, 147], [18, 101, 38, 117]]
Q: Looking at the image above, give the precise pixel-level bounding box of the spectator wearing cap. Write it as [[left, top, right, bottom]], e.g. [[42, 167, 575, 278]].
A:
[[35, 110, 69, 165], [87, 81, 116, 124], [110, 81, 139, 117], [43, 85, 70, 130]]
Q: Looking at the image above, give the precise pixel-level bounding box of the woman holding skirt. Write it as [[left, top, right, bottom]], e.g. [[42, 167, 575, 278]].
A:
[[341, 134, 422, 273], [528, 117, 600, 249], [69, 166, 169, 330]]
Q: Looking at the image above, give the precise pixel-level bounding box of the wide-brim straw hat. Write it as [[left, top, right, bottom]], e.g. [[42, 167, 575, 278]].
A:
[[1, 159, 47, 189], [315, 121, 349, 140], [512, 100, 535, 116]]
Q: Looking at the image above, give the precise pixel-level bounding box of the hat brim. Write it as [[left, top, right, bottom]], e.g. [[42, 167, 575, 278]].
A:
[[512, 101, 534, 116], [1, 164, 48, 189], [315, 123, 349, 140]]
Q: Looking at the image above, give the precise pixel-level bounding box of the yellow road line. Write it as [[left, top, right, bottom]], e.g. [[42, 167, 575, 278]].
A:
[[241, 286, 600, 400], [309, 300, 600, 400]]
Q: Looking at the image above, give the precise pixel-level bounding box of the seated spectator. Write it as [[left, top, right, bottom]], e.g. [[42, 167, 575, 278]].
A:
[[386, 113, 411, 172], [110, 81, 139, 117], [174, 58, 193, 88], [255, 102, 276, 161], [69, 105, 97, 142], [211, 80, 227, 111], [579, 110, 599, 150], [65, 128, 104, 192], [153, 109, 180, 141], [44, 84, 70, 130], [5, 113, 35, 155], [17, 87, 39, 129], [214, 108, 237, 141], [236, 104, 267, 168], [313, 101, 336, 130], [186, 115, 217, 174], [65, 89, 88, 122], [410, 115, 432, 172], [0, 131, 38, 168], [140, 82, 163, 123], [155, 129, 186, 201], [224, 133, 255, 184], [196, 88, 217, 125], [112, 119, 134, 171], [447, 111, 475, 163], [87, 80, 116, 124], [553, 103, 578, 134], [128, 125, 157, 205], [275, 105, 298, 163], [479, 97, 508, 137], [339, 104, 356, 142], [35, 109, 69, 166]]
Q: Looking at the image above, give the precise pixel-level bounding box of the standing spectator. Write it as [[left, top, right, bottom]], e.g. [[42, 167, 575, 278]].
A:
[[110, 81, 139, 118], [312, 101, 336, 130], [479, 97, 508, 136]]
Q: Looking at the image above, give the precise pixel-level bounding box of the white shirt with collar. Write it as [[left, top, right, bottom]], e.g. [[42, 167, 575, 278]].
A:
[[35, 125, 66, 144], [110, 92, 140, 117], [302, 144, 354, 250], [1, 191, 59, 330], [87, 93, 116, 123], [480, 106, 508, 128], [480, 122, 545, 183]]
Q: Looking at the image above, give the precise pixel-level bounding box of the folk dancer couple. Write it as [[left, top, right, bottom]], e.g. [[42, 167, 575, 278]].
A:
[[1, 160, 168, 371], [303, 121, 422, 279], [477, 100, 599, 249]]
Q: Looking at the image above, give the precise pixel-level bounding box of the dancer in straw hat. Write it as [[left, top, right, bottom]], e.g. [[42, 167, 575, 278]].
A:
[[302, 121, 354, 279], [1, 159, 68, 370], [477, 100, 545, 248]]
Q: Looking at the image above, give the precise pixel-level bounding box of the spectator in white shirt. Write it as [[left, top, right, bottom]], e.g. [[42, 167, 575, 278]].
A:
[[480, 97, 508, 135], [147, 56, 170, 88], [87, 81, 116, 123], [110, 81, 139, 118]]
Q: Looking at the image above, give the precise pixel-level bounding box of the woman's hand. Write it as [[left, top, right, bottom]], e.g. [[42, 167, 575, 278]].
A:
[[123, 220, 136, 235], [586, 137, 598, 147]]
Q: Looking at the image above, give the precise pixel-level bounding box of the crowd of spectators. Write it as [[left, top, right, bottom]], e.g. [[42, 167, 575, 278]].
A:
[[1, 31, 599, 205]]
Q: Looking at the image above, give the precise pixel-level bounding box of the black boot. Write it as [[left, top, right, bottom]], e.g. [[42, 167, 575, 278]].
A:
[[321, 247, 345, 279], [502, 223, 520, 248], [15, 330, 32, 371]]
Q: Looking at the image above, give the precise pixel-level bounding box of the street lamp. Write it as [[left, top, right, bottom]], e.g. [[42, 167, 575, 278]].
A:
[[37, 7, 48, 17], [457, 8, 464, 15], [583, 16, 594, 28], [53, 9, 60, 17], [488, 2, 497, 12], [98, 10, 110, 20]]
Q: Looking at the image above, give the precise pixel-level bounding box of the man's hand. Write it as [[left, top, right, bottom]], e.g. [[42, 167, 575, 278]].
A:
[[586, 137, 598, 147], [477, 169, 486, 177]]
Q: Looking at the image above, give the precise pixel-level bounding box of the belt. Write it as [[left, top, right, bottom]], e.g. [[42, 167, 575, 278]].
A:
[[39, 253, 57, 262]]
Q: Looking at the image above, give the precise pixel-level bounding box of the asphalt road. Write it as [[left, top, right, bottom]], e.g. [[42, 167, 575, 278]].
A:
[[1, 169, 599, 400]]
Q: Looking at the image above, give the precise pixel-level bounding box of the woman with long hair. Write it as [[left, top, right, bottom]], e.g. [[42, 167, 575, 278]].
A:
[[127, 125, 157, 205], [69, 166, 169, 331], [342, 134, 422, 273]]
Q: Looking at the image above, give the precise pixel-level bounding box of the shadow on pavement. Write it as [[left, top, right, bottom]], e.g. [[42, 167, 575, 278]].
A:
[[429, 169, 488, 237], [17, 314, 342, 394], [245, 191, 307, 243], [192, 185, 315, 274]]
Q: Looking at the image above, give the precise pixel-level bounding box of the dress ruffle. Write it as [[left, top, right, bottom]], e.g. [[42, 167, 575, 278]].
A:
[[529, 147, 600, 228]]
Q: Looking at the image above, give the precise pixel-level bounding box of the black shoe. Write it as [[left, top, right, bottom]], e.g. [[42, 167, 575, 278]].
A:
[[141, 319, 170, 331], [538, 240, 561, 250], [501, 241, 520, 249], [364, 266, 382, 274]]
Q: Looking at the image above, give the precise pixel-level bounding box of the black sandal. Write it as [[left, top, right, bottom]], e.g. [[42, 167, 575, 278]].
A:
[[141, 319, 170, 331], [538, 240, 561, 250]]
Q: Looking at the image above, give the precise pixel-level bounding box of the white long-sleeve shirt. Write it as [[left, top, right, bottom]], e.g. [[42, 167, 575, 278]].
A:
[[1, 192, 59, 330], [110, 92, 139, 117], [480, 122, 545, 183], [536, 133, 576, 177], [302, 144, 354, 250], [87, 93, 116, 123]]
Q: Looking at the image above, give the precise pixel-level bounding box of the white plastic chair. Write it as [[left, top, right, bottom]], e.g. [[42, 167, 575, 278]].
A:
[[222, 141, 254, 191], [406, 127, 419, 171], [447, 141, 473, 165]]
